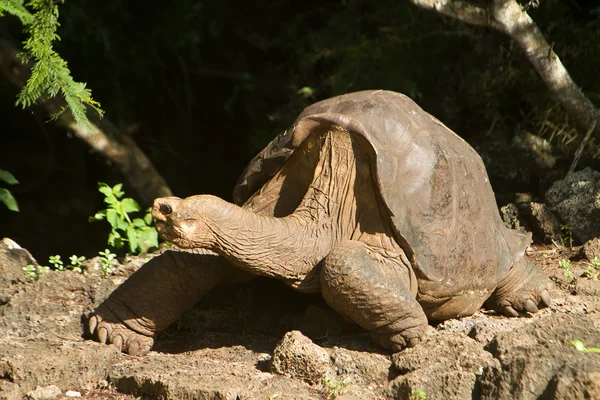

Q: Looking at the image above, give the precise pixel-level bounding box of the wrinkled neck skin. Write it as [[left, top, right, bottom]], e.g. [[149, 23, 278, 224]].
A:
[[154, 131, 360, 290], [181, 194, 334, 282]]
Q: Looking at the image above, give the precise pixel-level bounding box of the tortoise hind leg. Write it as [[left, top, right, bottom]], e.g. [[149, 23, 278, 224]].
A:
[[320, 240, 428, 352], [485, 256, 552, 317]]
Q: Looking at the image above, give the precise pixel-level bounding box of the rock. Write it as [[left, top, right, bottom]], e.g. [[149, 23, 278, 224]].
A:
[[500, 203, 526, 232], [478, 313, 600, 400], [583, 237, 600, 262], [389, 333, 499, 400], [468, 318, 529, 346], [500, 202, 561, 244], [0, 340, 120, 396], [26, 385, 61, 400], [271, 330, 331, 385], [65, 390, 82, 397], [0, 238, 38, 304], [108, 344, 314, 399], [576, 279, 600, 296], [546, 168, 600, 243], [328, 346, 392, 386]]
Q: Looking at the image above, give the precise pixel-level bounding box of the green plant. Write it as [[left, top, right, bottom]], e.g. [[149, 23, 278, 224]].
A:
[[592, 257, 600, 267], [322, 376, 351, 399], [560, 224, 574, 248], [410, 388, 427, 400], [49, 254, 64, 270], [22, 264, 49, 282], [98, 248, 117, 278], [90, 183, 158, 254], [0, 0, 103, 128], [0, 169, 19, 211], [68, 255, 85, 273], [558, 259, 573, 278], [583, 265, 598, 280], [48, 254, 85, 273], [569, 339, 600, 353]]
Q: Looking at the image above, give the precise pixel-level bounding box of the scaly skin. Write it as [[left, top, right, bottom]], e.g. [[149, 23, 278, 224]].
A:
[[87, 249, 250, 355], [486, 256, 552, 317]]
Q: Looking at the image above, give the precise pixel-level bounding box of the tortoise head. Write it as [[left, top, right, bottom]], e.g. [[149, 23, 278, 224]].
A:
[[152, 195, 218, 249]]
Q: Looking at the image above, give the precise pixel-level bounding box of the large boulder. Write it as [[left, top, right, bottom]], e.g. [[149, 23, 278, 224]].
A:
[[546, 168, 600, 243]]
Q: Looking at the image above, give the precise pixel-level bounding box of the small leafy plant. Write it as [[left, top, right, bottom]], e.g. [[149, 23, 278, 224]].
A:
[[0, 169, 19, 211], [560, 224, 573, 248], [583, 265, 598, 280], [48, 254, 86, 273], [98, 248, 117, 278], [322, 376, 351, 399], [558, 259, 573, 278], [22, 264, 49, 282], [569, 339, 600, 353], [90, 183, 158, 254], [410, 388, 427, 400]]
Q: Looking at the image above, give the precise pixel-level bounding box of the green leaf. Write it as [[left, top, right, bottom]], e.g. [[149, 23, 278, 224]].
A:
[[106, 209, 119, 229], [0, 169, 19, 185], [137, 226, 158, 253], [89, 210, 107, 222], [127, 225, 139, 253], [132, 218, 147, 227], [570, 340, 586, 352], [0, 188, 19, 211], [144, 210, 153, 225], [112, 183, 124, 198], [104, 194, 118, 206], [588, 347, 600, 353], [121, 198, 140, 213], [98, 183, 112, 197], [108, 229, 124, 248]]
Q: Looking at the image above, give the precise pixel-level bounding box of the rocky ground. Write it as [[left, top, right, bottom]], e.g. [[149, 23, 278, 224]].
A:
[[1, 231, 600, 400]]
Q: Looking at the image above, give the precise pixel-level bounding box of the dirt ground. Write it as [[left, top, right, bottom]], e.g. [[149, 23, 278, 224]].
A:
[[1, 238, 600, 400]]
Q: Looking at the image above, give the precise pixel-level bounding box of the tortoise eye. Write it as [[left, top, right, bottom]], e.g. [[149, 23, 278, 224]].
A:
[[159, 203, 172, 215]]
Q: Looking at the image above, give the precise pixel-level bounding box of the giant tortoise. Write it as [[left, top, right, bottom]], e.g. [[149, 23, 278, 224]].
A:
[[88, 90, 551, 355]]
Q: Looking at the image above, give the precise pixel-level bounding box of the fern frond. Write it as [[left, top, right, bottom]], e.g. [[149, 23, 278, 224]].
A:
[[8, 0, 103, 131], [0, 0, 33, 24]]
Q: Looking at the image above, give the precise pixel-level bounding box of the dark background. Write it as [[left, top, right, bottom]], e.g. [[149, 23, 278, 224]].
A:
[[0, 0, 599, 261]]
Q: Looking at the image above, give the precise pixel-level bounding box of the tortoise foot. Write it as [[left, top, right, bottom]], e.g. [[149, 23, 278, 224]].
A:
[[88, 304, 155, 356], [488, 257, 552, 317]]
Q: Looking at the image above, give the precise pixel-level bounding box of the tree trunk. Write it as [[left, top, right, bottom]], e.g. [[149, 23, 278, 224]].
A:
[[409, 0, 599, 141], [0, 38, 172, 205]]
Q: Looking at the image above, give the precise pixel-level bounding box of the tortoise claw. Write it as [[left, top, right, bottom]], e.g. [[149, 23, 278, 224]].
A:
[[524, 299, 538, 313], [502, 305, 519, 317], [541, 289, 551, 307], [98, 327, 108, 344]]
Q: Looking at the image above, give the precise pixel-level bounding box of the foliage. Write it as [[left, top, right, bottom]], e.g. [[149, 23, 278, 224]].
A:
[[558, 259, 573, 278], [569, 339, 600, 353], [410, 388, 427, 400], [22, 263, 48, 282], [0, 0, 103, 129], [583, 266, 598, 280], [0, 169, 19, 211], [560, 224, 574, 248], [90, 183, 158, 255], [98, 248, 117, 278], [22, 253, 84, 281], [322, 376, 351, 399]]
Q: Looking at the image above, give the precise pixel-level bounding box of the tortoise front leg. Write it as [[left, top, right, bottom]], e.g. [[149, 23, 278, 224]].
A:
[[320, 240, 428, 352], [88, 249, 250, 355]]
